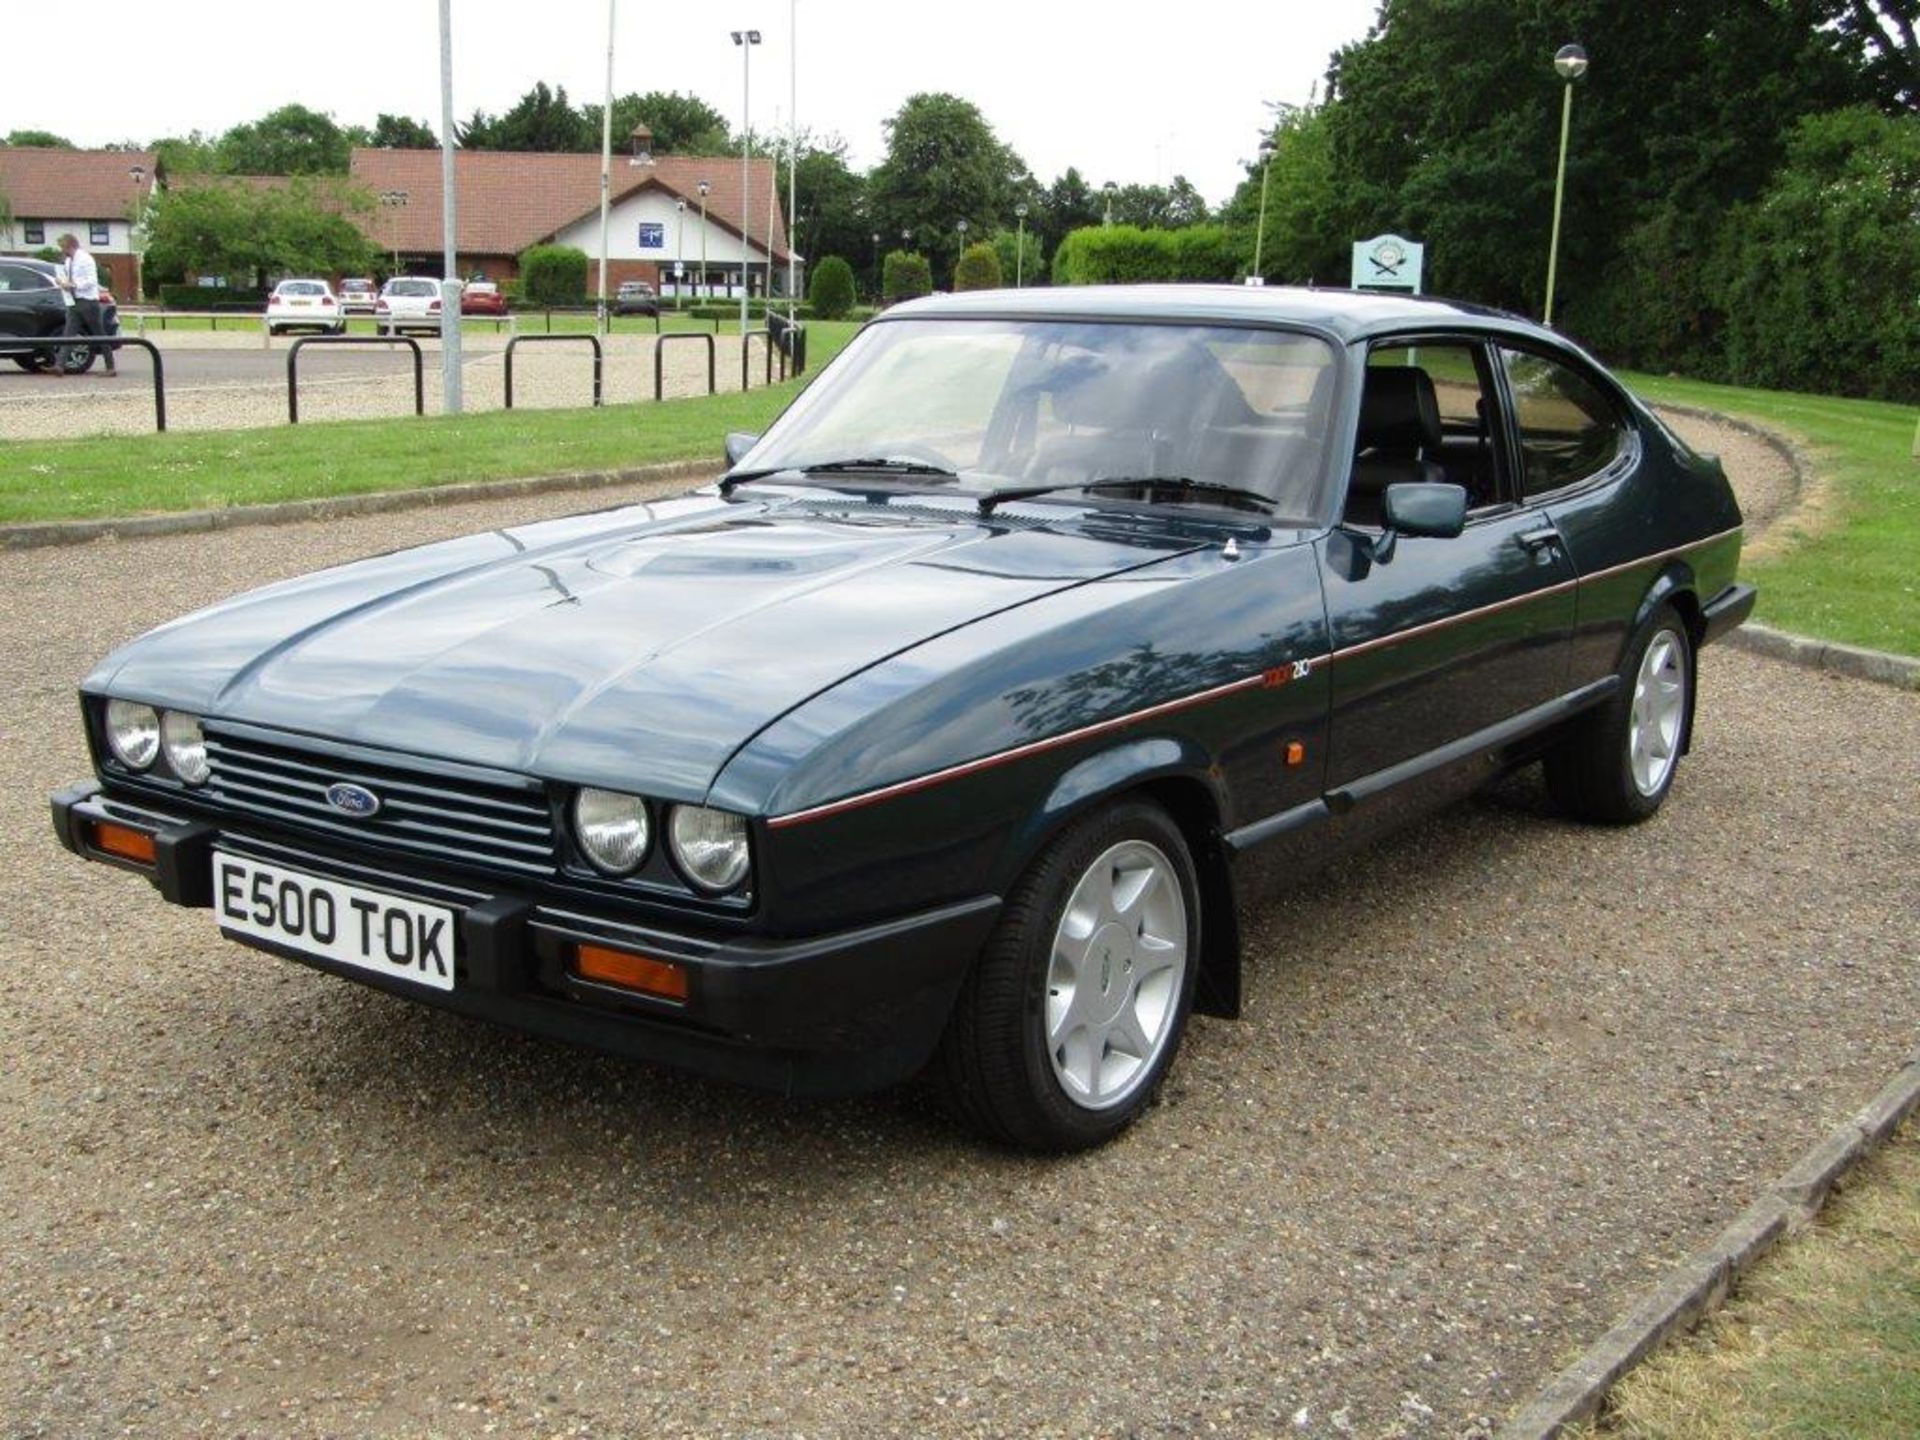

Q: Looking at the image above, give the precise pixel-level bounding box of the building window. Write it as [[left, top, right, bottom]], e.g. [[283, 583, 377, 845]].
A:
[[89, 222, 111, 247], [23, 222, 45, 245]]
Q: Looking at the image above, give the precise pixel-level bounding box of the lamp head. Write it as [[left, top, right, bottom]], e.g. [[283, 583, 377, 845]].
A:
[[1014, 202, 1028, 219], [1554, 44, 1589, 81]]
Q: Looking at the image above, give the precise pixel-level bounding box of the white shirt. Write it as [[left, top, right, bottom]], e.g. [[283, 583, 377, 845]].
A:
[[63, 249, 101, 301]]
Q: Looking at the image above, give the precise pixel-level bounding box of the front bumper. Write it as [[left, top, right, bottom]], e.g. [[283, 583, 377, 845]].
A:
[[52, 781, 999, 1097]]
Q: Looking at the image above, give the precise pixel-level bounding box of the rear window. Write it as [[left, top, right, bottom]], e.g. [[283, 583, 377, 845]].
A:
[[278, 281, 327, 297], [388, 280, 437, 297], [341, 279, 374, 292]]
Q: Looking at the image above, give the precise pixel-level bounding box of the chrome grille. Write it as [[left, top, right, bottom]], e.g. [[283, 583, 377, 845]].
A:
[[201, 725, 556, 876]]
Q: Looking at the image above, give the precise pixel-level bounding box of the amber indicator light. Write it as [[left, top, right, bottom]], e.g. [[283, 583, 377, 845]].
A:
[[88, 821, 157, 865], [574, 943, 689, 1001], [1284, 741, 1307, 768]]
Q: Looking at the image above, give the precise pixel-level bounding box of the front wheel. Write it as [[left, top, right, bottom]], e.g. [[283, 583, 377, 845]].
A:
[[935, 799, 1200, 1151], [1546, 605, 1694, 823], [58, 344, 95, 374]]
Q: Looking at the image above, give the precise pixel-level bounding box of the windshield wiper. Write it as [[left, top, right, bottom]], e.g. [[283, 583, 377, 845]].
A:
[[975, 475, 1274, 516], [721, 456, 959, 493]]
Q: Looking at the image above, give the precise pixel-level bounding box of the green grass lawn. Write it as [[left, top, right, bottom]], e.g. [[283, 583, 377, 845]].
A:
[[1577, 1123, 1919, 1440], [1621, 371, 1919, 657], [0, 321, 860, 525]]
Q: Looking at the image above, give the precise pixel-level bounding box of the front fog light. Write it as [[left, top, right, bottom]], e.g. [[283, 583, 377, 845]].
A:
[[104, 699, 160, 770], [668, 806, 751, 893], [574, 787, 651, 874], [161, 711, 210, 785]]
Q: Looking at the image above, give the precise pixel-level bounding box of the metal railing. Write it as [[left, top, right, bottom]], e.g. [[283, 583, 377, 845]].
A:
[[286, 335, 424, 424], [656, 332, 717, 401], [0, 335, 167, 431], [504, 334, 602, 410], [741, 329, 786, 392]]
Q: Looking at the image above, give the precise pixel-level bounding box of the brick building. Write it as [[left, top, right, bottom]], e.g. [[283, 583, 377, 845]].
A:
[[0, 147, 160, 298], [349, 132, 799, 299]]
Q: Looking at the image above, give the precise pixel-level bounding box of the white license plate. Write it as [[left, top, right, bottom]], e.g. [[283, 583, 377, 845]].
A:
[[213, 851, 455, 991]]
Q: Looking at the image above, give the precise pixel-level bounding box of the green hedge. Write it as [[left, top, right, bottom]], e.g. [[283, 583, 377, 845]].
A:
[[808, 256, 857, 318], [158, 284, 268, 310], [882, 250, 932, 303], [687, 302, 817, 322], [1051, 225, 1243, 285], [953, 242, 1002, 292], [518, 244, 590, 307]]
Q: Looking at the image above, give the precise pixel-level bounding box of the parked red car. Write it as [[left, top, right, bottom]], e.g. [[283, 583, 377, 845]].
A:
[[461, 282, 508, 316]]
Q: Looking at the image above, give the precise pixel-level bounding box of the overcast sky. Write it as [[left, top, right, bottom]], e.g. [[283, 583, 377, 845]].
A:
[[6, 0, 1381, 206]]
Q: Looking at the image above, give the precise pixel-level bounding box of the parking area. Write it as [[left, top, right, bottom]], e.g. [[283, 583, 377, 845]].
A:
[[0, 417, 1913, 1437], [0, 329, 775, 439]]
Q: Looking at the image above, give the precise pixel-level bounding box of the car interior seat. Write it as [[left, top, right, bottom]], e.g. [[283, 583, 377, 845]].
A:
[[1344, 367, 1445, 527]]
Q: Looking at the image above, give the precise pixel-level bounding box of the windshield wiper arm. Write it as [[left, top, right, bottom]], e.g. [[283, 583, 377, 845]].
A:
[[722, 456, 959, 493], [976, 475, 1274, 516]]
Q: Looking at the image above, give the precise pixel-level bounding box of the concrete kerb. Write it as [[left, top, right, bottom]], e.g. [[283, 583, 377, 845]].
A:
[[1498, 1048, 1920, 1439], [0, 457, 718, 551]]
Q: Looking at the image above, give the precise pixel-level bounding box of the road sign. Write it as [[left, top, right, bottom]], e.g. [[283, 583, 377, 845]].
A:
[[1351, 234, 1424, 293]]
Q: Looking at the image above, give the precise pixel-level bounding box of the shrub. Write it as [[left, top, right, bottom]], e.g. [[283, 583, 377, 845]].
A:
[[808, 255, 857, 318], [518, 244, 590, 306], [1051, 224, 1242, 285], [992, 227, 1044, 286], [882, 249, 932, 303], [158, 283, 269, 309], [953, 241, 1002, 292]]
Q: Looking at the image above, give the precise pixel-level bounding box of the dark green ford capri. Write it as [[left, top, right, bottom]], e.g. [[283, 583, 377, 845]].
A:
[[53, 286, 1753, 1150]]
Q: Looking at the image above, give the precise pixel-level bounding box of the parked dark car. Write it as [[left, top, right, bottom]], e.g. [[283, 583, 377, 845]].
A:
[[612, 280, 658, 316], [52, 287, 1753, 1150], [0, 257, 120, 373]]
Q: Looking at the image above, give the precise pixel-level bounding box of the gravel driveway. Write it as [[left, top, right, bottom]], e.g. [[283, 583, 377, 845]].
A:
[[1, 416, 1913, 1438]]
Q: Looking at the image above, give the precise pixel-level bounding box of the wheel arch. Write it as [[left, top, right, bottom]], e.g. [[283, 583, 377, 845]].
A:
[[1631, 565, 1704, 754], [1011, 737, 1242, 1023]]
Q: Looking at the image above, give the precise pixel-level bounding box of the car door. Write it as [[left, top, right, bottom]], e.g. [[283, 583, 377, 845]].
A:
[[0, 263, 62, 338], [1318, 334, 1577, 797]]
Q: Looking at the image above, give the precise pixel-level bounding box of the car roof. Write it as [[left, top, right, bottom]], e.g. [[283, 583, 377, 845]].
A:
[[881, 284, 1552, 345]]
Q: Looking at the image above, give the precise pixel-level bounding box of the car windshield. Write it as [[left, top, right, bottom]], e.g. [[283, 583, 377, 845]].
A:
[[279, 281, 327, 296], [388, 280, 437, 297], [734, 318, 1338, 515]]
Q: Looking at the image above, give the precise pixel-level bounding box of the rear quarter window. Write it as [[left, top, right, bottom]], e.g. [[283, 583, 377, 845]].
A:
[[1499, 347, 1629, 497]]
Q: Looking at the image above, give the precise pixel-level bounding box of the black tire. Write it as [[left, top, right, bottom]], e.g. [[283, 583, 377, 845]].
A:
[[1546, 604, 1694, 824], [934, 799, 1201, 1151], [58, 344, 95, 375], [12, 351, 54, 373]]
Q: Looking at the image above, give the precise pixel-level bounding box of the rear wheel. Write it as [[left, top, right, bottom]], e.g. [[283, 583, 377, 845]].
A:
[[12, 350, 54, 373], [1546, 605, 1693, 823], [935, 799, 1200, 1151], [58, 344, 95, 375]]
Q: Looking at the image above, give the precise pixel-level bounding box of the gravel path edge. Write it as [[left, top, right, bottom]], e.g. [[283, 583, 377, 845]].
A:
[[1497, 1045, 1920, 1439], [1724, 622, 1920, 691], [0, 457, 720, 551]]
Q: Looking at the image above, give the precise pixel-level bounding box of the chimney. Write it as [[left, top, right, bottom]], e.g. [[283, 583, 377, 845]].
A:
[[629, 124, 655, 167]]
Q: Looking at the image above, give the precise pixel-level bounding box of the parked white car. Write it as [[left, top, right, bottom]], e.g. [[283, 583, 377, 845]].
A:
[[337, 277, 379, 315], [266, 279, 345, 336], [376, 277, 447, 336]]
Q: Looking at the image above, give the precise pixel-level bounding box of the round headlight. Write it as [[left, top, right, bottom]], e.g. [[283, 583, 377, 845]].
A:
[[668, 805, 751, 894], [161, 710, 210, 785], [104, 699, 161, 770], [573, 787, 651, 874]]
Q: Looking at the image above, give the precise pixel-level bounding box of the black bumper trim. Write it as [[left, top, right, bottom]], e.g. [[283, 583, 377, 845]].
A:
[[52, 781, 999, 1097], [1701, 582, 1757, 646]]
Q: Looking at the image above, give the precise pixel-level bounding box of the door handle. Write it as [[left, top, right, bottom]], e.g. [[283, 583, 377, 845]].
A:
[[1516, 526, 1562, 553]]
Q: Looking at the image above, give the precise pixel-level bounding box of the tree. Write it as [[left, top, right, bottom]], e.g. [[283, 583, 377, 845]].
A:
[[462, 83, 593, 151], [808, 255, 857, 317], [215, 105, 351, 175], [882, 250, 932, 303], [143, 177, 375, 288], [953, 241, 1002, 291], [369, 114, 437, 149], [771, 132, 868, 272], [1217, 103, 1348, 285], [3, 130, 74, 148], [587, 91, 733, 154], [1823, 0, 1919, 109], [868, 94, 1026, 280], [1036, 167, 1100, 260], [152, 132, 217, 175], [1106, 176, 1211, 229]]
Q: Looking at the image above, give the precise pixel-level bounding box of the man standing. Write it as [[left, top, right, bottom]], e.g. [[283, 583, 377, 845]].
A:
[[54, 233, 116, 377]]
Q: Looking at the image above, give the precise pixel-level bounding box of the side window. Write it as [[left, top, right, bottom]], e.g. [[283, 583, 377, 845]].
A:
[[1499, 347, 1627, 497], [1354, 342, 1501, 517]]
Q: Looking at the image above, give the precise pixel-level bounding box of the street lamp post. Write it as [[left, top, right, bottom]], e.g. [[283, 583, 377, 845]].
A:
[[1543, 43, 1589, 328], [1251, 139, 1276, 283], [731, 28, 762, 336], [871, 230, 880, 300], [955, 217, 968, 285], [1102, 180, 1117, 226], [675, 198, 688, 309], [437, 0, 461, 414], [379, 190, 409, 272], [698, 179, 711, 302], [128, 164, 147, 300], [596, 0, 616, 336], [1014, 202, 1028, 287]]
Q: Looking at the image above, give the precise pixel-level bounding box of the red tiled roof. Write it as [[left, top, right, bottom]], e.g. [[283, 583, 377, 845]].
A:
[[0, 147, 158, 219], [348, 148, 792, 261]]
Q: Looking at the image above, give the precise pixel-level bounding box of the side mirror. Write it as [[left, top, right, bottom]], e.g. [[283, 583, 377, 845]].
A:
[[1372, 482, 1467, 562], [723, 431, 760, 467]]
